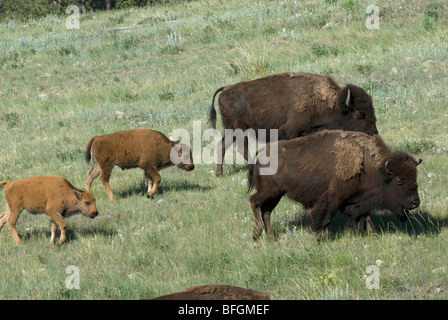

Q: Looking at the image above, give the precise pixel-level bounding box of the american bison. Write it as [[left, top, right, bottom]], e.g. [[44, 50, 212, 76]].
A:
[[209, 72, 378, 176], [151, 284, 270, 300], [0, 176, 98, 246], [247, 130, 421, 241], [85, 129, 194, 202]]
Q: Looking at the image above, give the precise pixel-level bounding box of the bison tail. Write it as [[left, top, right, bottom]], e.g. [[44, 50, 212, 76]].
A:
[[0, 180, 12, 188], [247, 164, 255, 194], [85, 136, 96, 163], [208, 86, 225, 129]]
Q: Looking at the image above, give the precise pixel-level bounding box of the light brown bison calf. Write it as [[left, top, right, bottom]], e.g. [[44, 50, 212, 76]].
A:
[[85, 129, 194, 202], [151, 284, 270, 300], [0, 176, 98, 246]]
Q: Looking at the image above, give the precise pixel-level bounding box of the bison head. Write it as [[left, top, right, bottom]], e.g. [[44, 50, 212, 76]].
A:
[[171, 141, 195, 172], [379, 152, 422, 221], [74, 189, 99, 219], [338, 84, 378, 136]]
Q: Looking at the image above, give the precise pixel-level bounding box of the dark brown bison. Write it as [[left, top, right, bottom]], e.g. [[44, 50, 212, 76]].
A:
[[151, 284, 270, 300], [85, 129, 194, 202], [209, 72, 378, 176], [247, 130, 421, 241]]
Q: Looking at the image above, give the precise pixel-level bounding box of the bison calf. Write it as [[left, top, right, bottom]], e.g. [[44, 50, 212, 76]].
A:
[[0, 176, 98, 246], [85, 129, 194, 202], [248, 130, 422, 241]]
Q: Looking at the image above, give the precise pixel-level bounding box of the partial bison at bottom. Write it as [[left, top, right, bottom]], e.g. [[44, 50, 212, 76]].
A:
[[248, 130, 422, 241]]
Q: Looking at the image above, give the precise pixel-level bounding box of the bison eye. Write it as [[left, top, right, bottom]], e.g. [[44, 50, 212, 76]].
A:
[[355, 111, 365, 119], [85, 201, 91, 205], [396, 177, 404, 186]]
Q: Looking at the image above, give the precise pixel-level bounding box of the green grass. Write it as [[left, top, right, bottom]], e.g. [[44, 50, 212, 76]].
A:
[[0, 0, 448, 299]]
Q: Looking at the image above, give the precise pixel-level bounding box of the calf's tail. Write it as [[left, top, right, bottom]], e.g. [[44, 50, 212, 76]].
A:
[[208, 86, 225, 129], [85, 136, 96, 163], [0, 180, 12, 188]]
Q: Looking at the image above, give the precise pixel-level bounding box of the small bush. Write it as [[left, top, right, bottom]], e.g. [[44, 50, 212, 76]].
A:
[[396, 139, 436, 154], [311, 43, 338, 57]]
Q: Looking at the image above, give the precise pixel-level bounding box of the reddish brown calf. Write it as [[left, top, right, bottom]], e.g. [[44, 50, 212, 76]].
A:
[[0, 176, 98, 246], [85, 129, 194, 202]]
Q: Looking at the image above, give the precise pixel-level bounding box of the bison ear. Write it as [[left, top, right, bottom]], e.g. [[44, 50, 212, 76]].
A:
[[74, 190, 84, 200], [380, 160, 393, 183]]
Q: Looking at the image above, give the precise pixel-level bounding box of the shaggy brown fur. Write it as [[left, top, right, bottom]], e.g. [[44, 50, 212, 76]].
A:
[[0, 176, 98, 246], [247, 130, 421, 241], [151, 284, 270, 300], [85, 129, 194, 202], [209, 72, 378, 176]]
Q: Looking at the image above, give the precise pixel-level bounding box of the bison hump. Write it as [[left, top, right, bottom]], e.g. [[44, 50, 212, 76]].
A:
[[334, 138, 364, 181]]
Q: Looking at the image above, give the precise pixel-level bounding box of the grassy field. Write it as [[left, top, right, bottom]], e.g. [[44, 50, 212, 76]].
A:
[[0, 0, 447, 300]]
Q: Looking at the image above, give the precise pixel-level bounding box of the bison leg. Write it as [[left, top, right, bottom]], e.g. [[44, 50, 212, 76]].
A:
[[5, 206, 22, 245], [342, 205, 374, 234], [250, 193, 283, 241], [99, 169, 116, 203], [47, 211, 67, 246], [260, 196, 282, 241], [0, 206, 10, 236], [306, 192, 340, 240], [85, 161, 101, 192], [145, 167, 161, 198], [50, 221, 58, 246], [0, 208, 8, 232], [250, 194, 264, 240], [216, 135, 235, 177]]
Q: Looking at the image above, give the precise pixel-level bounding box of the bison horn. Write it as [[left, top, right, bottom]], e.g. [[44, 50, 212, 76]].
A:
[[416, 158, 422, 166], [345, 89, 351, 107], [384, 160, 392, 174]]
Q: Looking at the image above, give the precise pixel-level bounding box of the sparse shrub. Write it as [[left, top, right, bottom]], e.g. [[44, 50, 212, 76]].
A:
[[160, 44, 183, 55], [0, 112, 21, 128], [311, 43, 338, 57], [158, 90, 175, 101], [356, 63, 374, 75], [396, 139, 436, 154], [340, 0, 358, 12]]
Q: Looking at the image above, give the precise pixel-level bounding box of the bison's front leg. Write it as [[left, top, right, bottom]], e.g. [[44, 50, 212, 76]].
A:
[[306, 192, 340, 240], [342, 205, 374, 234], [145, 167, 161, 198], [48, 211, 67, 246]]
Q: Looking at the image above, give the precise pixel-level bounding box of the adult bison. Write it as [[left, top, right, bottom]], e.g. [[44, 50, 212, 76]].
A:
[[209, 72, 378, 176], [247, 130, 422, 241]]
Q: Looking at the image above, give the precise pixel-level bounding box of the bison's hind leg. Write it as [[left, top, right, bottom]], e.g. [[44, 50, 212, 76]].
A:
[[250, 193, 283, 241], [85, 160, 101, 192]]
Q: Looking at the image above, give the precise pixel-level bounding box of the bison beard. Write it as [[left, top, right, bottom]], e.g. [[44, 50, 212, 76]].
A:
[[248, 130, 421, 241]]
